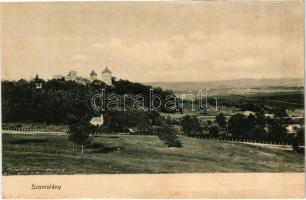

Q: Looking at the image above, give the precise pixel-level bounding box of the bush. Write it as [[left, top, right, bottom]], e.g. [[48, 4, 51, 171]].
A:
[[68, 124, 92, 153], [158, 125, 182, 148], [181, 115, 203, 136], [215, 113, 226, 129], [209, 126, 219, 138], [292, 141, 305, 155], [292, 128, 305, 155]]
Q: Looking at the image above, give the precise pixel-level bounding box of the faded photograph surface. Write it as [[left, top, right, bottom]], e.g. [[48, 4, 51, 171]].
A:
[[1, 2, 304, 176]]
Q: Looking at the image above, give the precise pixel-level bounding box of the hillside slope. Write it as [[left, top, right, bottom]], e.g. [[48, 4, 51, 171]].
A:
[[3, 134, 304, 174]]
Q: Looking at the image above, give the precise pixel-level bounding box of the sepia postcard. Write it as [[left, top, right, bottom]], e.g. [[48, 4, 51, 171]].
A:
[[0, 1, 305, 199]]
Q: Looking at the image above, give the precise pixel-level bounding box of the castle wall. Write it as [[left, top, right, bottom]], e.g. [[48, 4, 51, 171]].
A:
[[102, 72, 112, 86]]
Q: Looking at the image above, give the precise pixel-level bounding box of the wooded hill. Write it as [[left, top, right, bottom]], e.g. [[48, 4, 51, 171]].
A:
[[2, 77, 175, 127]]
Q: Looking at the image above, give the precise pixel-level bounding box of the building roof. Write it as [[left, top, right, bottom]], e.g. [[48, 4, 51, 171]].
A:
[[264, 113, 274, 118], [90, 116, 103, 123], [243, 111, 255, 116], [90, 70, 97, 76], [102, 66, 111, 73]]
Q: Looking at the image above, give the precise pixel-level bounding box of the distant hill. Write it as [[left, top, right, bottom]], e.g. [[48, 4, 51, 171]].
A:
[[144, 78, 304, 96]]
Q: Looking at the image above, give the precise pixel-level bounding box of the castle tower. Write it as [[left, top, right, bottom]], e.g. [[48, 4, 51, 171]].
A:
[[101, 66, 112, 86], [90, 70, 97, 80], [67, 71, 77, 81]]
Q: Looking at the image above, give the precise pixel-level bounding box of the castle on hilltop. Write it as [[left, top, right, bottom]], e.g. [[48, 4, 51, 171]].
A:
[[52, 66, 112, 86]]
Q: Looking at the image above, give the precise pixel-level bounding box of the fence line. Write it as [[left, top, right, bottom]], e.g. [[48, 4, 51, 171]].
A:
[[187, 135, 293, 146], [2, 127, 68, 134], [2, 127, 293, 146], [2, 127, 68, 132], [92, 132, 293, 146]]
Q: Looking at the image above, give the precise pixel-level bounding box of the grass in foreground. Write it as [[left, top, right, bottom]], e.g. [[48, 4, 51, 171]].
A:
[[2, 134, 304, 175]]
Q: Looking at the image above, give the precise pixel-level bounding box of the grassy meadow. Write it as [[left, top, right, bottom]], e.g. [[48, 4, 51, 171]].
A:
[[2, 134, 304, 175]]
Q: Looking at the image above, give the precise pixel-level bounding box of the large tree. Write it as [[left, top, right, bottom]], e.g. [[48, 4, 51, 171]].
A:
[[68, 124, 92, 153], [266, 117, 288, 142], [208, 126, 219, 138], [158, 124, 182, 148], [228, 114, 247, 138], [215, 112, 226, 129], [181, 115, 203, 136]]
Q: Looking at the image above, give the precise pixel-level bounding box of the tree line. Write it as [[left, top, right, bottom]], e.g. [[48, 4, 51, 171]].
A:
[[181, 112, 304, 152], [2, 76, 175, 126]]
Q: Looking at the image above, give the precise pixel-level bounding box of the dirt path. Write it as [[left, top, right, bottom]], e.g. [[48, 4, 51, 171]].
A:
[[242, 142, 294, 151]]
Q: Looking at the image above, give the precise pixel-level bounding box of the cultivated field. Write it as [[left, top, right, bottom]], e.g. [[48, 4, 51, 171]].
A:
[[3, 134, 304, 175]]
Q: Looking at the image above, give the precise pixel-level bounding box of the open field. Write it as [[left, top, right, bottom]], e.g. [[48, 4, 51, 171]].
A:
[[218, 91, 304, 109], [3, 134, 304, 175]]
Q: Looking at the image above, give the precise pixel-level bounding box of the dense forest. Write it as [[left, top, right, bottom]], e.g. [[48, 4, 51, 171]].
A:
[[2, 76, 175, 126]]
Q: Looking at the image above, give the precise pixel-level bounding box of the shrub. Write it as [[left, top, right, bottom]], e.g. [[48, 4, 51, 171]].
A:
[[158, 125, 182, 148], [181, 115, 203, 136], [68, 124, 92, 153], [215, 113, 226, 129], [209, 126, 219, 138]]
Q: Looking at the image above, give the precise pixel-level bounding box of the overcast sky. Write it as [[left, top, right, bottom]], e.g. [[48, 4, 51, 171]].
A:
[[1, 2, 304, 82]]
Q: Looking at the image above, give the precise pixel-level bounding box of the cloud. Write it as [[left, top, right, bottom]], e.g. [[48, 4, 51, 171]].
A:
[[71, 54, 88, 61], [2, 2, 303, 82], [94, 38, 124, 51], [211, 57, 268, 71], [89, 29, 292, 81]]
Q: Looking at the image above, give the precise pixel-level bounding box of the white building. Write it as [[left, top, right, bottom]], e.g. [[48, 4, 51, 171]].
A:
[[264, 113, 274, 118], [90, 115, 104, 126], [242, 111, 256, 116], [101, 66, 112, 86], [286, 124, 302, 134]]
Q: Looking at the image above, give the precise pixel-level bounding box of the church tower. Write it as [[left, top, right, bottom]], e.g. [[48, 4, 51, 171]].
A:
[[101, 66, 112, 86], [90, 70, 97, 80]]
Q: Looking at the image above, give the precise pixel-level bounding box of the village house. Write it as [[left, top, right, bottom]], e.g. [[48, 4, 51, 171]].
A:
[[286, 124, 302, 134], [90, 115, 104, 126]]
